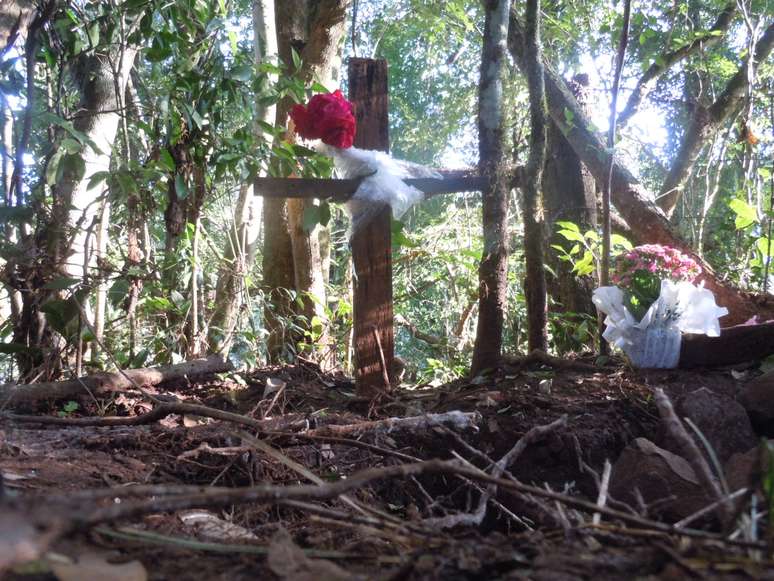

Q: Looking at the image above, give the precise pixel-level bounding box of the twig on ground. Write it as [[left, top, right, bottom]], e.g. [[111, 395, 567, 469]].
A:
[[592, 460, 612, 525], [674, 488, 749, 529], [492, 415, 568, 477], [306, 411, 481, 437], [177, 443, 251, 461], [94, 526, 379, 561], [502, 349, 603, 372]]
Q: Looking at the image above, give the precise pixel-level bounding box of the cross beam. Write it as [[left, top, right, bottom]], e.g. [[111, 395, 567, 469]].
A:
[[253, 171, 487, 202]]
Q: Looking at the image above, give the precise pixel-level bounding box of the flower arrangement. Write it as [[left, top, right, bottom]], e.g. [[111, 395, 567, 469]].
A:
[[290, 90, 356, 149], [611, 244, 701, 321]]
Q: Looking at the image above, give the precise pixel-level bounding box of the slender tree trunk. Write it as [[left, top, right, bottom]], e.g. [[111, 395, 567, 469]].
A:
[[12, 47, 137, 378], [209, 0, 275, 355], [263, 0, 349, 363], [0, 0, 34, 54], [471, 0, 511, 376], [123, 76, 145, 360], [91, 198, 110, 359], [522, 0, 548, 352], [1, 95, 22, 325]]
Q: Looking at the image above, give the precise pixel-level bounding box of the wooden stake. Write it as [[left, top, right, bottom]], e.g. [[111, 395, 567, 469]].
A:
[[348, 58, 394, 397]]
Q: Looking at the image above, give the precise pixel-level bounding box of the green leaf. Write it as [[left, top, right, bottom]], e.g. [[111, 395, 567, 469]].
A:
[[311, 81, 329, 93], [108, 278, 131, 308], [229, 64, 252, 82], [555, 221, 580, 232], [291, 47, 302, 70], [43, 276, 81, 290], [159, 149, 176, 172], [557, 229, 585, 243], [115, 171, 138, 197], [318, 202, 331, 227], [572, 251, 595, 276], [611, 234, 633, 250], [302, 205, 321, 232], [46, 149, 64, 186], [728, 198, 758, 229], [61, 137, 81, 154], [757, 237, 774, 258], [87, 170, 111, 192]]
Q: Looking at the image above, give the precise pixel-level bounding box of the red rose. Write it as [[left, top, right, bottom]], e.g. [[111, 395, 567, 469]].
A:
[[289, 90, 356, 148]]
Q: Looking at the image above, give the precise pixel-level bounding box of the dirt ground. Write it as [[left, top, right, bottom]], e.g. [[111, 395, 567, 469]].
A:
[[1, 357, 771, 580]]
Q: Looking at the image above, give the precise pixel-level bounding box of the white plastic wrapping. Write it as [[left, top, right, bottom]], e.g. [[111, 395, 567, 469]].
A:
[[319, 144, 441, 235], [592, 280, 728, 368]]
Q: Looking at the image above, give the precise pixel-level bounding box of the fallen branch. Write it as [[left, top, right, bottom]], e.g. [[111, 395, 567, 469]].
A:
[[1, 403, 459, 462], [502, 349, 602, 372], [0, 355, 232, 408], [305, 411, 481, 437], [1, 401, 303, 432]]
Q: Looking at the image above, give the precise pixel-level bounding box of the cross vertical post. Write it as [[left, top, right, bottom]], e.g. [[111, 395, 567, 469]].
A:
[[348, 58, 394, 397]]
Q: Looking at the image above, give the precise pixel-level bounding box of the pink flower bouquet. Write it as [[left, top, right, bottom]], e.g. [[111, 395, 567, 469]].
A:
[[593, 244, 727, 368], [612, 244, 702, 321]]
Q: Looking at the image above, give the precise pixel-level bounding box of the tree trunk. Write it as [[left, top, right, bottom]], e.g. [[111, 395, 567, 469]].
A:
[[542, 75, 596, 327], [0, 0, 34, 54], [470, 0, 511, 376], [47, 51, 137, 281], [13, 47, 137, 377], [263, 0, 349, 362], [522, 0, 548, 353], [507, 10, 772, 325]]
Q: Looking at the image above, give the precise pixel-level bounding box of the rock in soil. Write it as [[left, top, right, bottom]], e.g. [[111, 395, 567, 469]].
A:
[[609, 437, 710, 521], [724, 443, 769, 493], [658, 387, 757, 464], [738, 370, 774, 437]]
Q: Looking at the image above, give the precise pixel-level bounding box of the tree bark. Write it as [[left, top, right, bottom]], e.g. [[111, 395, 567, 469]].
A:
[[11, 40, 137, 377], [658, 21, 774, 217], [522, 0, 548, 352], [542, 76, 597, 327], [47, 50, 137, 281], [471, 0, 511, 375], [507, 10, 772, 325], [0, 0, 33, 55], [263, 0, 349, 362]]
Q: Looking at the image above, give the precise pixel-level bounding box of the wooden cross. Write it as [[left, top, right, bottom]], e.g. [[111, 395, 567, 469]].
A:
[[253, 58, 485, 396]]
